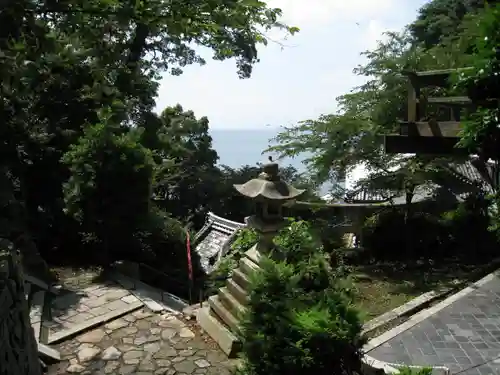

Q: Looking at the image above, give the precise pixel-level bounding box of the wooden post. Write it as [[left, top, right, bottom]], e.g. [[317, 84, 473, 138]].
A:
[[39, 292, 52, 344], [407, 76, 420, 123]]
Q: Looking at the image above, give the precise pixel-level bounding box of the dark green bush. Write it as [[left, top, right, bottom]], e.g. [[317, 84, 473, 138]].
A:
[[396, 367, 433, 375], [362, 210, 444, 261], [362, 196, 497, 262], [238, 220, 365, 375]]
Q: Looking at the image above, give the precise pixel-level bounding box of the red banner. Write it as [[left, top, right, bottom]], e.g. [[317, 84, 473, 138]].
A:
[[186, 230, 193, 281]]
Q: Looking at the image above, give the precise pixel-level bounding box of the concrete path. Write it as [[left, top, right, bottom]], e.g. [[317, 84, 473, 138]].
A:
[[367, 273, 500, 374], [47, 308, 236, 375]]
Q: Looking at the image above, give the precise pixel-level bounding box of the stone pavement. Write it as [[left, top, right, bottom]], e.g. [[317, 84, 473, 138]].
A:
[[46, 281, 141, 338], [46, 308, 237, 375], [368, 274, 500, 374]]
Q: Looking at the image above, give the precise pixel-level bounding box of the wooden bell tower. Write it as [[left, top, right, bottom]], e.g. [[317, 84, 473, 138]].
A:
[[384, 68, 473, 155]]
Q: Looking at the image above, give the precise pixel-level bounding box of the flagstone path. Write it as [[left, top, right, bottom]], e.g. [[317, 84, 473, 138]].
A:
[[46, 308, 237, 375], [48, 282, 141, 335]]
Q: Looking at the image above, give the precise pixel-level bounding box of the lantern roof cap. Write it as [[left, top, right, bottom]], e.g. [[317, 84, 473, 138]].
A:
[[233, 162, 305, 201]]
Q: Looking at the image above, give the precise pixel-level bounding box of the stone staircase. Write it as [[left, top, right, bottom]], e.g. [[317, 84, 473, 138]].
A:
[[197, 246, 261, 356]]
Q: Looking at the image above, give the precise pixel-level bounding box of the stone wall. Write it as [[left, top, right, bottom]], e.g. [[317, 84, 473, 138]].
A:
[[0, 247, 41, 375]]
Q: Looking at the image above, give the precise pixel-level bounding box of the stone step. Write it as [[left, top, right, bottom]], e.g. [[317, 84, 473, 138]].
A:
[[239, 257, 259, 278], [218, 286, 246, 318], [226, 278, 248, 305], [245, 246, 261, 265], [38, 342, 61, 362], [208, 295, 239, 333], [232, 268, 250, 290], [197, 307, 241, 358], [48, 300, 143, 345]]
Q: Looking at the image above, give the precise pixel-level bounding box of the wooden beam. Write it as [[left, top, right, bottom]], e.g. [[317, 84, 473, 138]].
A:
[[399, 121, 461, 137], [401, 68, 473, 88], [425, 96, 472, 106], [24, 274, 60, 295], [384, 135, 467, 155]]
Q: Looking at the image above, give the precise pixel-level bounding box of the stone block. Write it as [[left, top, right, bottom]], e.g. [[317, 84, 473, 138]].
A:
[[231, 269, 250, 290], [106, 299, 129, 311], [208, 295, 239, 334], [197, 307, 241, 358], [226, 278, 248, 306], [218, 287, 245, 318]]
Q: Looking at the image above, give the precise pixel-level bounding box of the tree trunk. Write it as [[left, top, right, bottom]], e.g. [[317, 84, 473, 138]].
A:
[[0, 244, 41, 375]]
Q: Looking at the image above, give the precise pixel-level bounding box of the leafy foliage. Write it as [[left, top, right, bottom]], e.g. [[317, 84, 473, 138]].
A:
[[453, 3, 500, 156], [238, 220, 364, 375], [1, 0, 298, 272], [408, 0, 495, 48], [266, 0, 497, 191], [267, 0, 500, 256], [396, 367, 433, 375], [147, 105, 220, 228], [362, 194, 496, 262], [62, 114, 154, 263]]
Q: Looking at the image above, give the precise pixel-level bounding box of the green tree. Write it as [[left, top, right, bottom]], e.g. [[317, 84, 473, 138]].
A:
[[149, 105, 220, 228], [452, 3, 500, 234], [266, 31, 420, 185], [266, 0, 489, 193], [2, 0, 298, 370], [1, 0, 299, 262], [408, 0, 497, 48], [62, 113, 155, 264]]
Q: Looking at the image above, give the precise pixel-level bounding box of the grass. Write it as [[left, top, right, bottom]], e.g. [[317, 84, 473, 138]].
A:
[[349, 256, 499, 322], [353, 276, 418, 322]]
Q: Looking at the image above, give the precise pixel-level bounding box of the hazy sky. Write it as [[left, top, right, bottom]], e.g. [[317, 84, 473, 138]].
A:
[[155, 0, 429, 130]]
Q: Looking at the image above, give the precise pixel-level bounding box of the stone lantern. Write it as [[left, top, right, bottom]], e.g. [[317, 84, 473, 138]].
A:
[[197, 161, 305, 357], [234, 162, 305, 256]]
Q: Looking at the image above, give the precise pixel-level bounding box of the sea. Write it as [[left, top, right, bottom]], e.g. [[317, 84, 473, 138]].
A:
[[209, 128, 300, 169], [209, 128, 332, 195]]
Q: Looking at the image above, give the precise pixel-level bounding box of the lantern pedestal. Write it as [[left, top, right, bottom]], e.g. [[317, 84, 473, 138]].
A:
[[197, 244, 261, 357], [197, 162, 305, 357]]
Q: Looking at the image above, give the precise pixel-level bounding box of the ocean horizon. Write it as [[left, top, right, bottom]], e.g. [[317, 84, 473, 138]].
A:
[[209, 127, 306, 169], [209, 128, 332, 195]]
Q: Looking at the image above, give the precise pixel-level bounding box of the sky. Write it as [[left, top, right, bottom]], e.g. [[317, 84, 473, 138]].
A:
[[155, 0, 430, 130]]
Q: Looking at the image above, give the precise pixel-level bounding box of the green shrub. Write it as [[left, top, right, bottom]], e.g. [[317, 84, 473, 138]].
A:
[[209, 220, 351, 294], [238, 219, 365, 375], [362, 196, 497, 263], [396, 367, 433, 375]]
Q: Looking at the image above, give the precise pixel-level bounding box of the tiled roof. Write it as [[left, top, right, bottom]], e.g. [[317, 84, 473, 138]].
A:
[[345, 189, 393, 203], [446, 159, 495, 197], [194, 212, 245, 274], [344, 158, 494, 204]]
